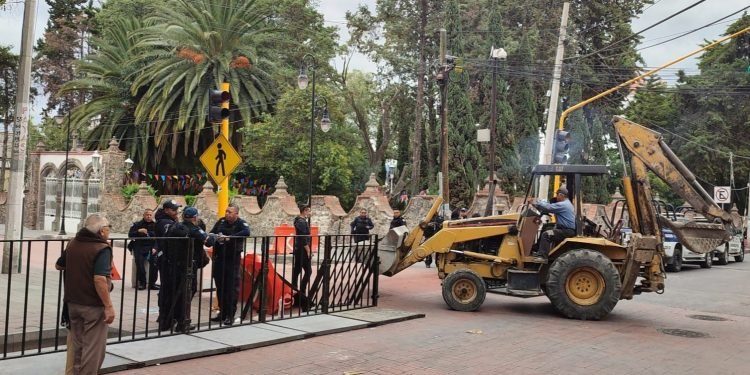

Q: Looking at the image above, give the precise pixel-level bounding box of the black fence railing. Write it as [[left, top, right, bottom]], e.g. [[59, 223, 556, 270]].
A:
[[0, 234, 379, 359]]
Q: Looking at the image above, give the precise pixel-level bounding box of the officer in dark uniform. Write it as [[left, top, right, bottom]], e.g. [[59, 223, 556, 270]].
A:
[[210, 204, 250, 326], [293, 205, 312, 293], [154, 200, 181, 331], [181, 207, 215, 298], [128, 208, 157, 290]]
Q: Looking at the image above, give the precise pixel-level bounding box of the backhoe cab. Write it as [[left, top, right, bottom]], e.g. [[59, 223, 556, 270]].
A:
[[379, 116, 733, 321]]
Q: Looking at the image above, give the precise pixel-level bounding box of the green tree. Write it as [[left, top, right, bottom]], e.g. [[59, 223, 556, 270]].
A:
[[129, 0, 278, 171], [347, 0, 444, 194], [240, 87, 367, 207], [34, 0, 94, 114], [58, 18, 146, 163], [0, 45, 18, 189]]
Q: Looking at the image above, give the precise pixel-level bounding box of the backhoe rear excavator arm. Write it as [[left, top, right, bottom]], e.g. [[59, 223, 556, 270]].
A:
[[613, 116, 734, 253]]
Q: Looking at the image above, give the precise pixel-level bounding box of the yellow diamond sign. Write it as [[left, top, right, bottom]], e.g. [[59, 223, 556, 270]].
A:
[[199, 134, 242, 184]]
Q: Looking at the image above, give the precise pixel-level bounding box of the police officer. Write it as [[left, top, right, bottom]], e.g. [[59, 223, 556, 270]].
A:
[[389, 209, 406, 229], [181, 207, 215, 298], [154, 200, 181, 331], [293, 205, 312, 294], [128, 208, 157, 290], [210, 204, 250, 326]]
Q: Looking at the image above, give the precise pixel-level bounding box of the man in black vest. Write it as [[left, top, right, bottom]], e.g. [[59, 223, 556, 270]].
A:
[[63, 214, 114, 374], [210, 204, 250, 326]]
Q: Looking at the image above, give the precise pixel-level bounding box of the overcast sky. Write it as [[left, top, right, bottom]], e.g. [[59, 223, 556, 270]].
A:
[[0, 0, 747, 118]]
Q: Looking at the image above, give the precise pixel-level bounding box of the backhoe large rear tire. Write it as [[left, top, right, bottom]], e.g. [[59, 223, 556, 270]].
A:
[[442, 269, 486, 312], [546, 249, 621, 321]]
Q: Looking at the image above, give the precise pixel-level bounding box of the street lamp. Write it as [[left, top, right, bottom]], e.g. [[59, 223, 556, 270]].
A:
[[124, 157, 134, 184], [91, 150, 101, 178], [298, 54, 333, 207], [54, 113, 72, 235], [484, 47, 507, 217]]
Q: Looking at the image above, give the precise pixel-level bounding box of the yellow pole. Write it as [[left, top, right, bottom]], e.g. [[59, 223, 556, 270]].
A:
[[552, 25, 750, 192], [218, 81, 230, 217]]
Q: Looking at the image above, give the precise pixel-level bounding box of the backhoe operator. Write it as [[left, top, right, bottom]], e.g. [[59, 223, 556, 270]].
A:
[[532, 187, 576, 258]]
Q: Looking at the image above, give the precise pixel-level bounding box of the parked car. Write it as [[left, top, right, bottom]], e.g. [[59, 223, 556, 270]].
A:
[[714, 230, 745, 265], [663, 227, 713, 272]]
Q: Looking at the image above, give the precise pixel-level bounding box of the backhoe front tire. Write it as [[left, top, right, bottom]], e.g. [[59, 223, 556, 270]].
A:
[[546, 249, 621, 321], [442, 269, 486, 312]]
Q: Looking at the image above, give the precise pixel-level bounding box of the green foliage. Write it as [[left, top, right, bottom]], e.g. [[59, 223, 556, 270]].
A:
[[239, 86, 368, 207], [184, 195, 196, 206], [626, 15, 750, 212], [121, 183, 157, 200]]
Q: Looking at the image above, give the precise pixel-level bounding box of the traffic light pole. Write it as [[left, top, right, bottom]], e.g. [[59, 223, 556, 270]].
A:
[[539, 1, 569, 201], [218, 82, 230, 216]]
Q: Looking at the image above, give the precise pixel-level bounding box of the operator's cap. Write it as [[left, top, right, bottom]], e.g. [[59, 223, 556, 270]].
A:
[[163, 200, 182, 210], [556, 187, 569, 197], [183, 207, 199, 218]]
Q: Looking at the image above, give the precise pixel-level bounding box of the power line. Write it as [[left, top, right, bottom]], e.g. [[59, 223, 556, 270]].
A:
[[566, 0, 708, 61]]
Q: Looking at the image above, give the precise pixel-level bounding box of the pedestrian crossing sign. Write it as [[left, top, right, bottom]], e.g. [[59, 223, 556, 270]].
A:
[[199, 134, 242, 184]]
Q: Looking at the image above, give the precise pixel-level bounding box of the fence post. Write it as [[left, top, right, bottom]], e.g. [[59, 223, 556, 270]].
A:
[[322, 235, 331, 314], [182, 238, 194, 333], [258, 236, 270, 322], [371, 235, 379, 307]]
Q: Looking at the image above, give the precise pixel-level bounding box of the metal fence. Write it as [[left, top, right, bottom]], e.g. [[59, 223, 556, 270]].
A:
[[0, 234, 379, 359]]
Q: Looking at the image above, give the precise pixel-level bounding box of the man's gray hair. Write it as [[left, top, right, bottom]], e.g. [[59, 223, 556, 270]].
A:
[[84, 213, 109, 233], [227, 203, 239, 213]]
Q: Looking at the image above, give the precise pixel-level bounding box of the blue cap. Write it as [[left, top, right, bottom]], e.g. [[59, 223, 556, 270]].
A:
[[183, 207, 199, 218]]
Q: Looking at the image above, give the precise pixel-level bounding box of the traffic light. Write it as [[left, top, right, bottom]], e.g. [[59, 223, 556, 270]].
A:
[[208, 88, 230, 123], [553, 129, 571, 164]]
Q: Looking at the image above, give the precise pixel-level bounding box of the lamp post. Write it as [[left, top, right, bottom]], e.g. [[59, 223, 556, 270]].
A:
[[124, 157, 134, 184], [484, 47, 507, 217], [298, 54, 332, 208], [54, 113, 72, 235]]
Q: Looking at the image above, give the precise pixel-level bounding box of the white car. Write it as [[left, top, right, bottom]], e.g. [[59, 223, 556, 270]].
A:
[[714, 231, 745, 265], [663, 227, 713, 272]]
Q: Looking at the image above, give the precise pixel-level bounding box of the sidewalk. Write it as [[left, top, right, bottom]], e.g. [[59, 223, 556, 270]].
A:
[[0, 307, 424, 374]]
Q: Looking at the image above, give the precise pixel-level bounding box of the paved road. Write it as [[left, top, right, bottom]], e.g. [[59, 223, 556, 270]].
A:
[[114, 259, 750, 375]]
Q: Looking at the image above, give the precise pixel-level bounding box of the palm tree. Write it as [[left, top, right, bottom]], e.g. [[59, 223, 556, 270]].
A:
[[132, 0, 277, 170]]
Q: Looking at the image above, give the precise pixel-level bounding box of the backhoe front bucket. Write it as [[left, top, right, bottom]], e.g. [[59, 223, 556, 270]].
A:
[[378, 226, 409, 276], [658, 216, 731, 254]]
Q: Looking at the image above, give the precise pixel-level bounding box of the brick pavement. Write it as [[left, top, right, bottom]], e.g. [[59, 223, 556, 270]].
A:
[[111, 262, 750, 375]]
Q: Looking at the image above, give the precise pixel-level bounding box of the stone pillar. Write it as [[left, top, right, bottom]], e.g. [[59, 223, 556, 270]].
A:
[[102, 137, 126, 195], [194, 181, 219, 226], [469, 175, 511, 216], [252, 176, 299, 236], [21, 143, 44, 228]]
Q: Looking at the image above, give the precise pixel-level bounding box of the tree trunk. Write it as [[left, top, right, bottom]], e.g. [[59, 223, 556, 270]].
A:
[[410, 0, 428, 196]]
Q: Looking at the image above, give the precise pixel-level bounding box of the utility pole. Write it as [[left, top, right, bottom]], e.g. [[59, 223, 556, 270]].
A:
[[438, 29, 450, 216], [538, 1, 570, 201], [3, 0, 37, 273], [485, 47, 507, 216]]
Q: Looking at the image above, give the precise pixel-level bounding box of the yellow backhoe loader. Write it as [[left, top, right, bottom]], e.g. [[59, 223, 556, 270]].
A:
[[379, 116, 736, 320]]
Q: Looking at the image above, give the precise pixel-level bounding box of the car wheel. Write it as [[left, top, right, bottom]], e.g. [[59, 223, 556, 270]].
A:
[[666, 246, 683, 272], [700, 251, 713, 268], [735, 246, 745, 263], [717, 244, 729, 265], [545, 249, 621, 321], [442, 269, 486, 312]]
